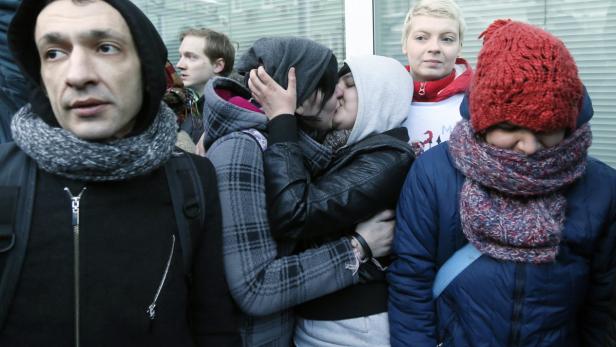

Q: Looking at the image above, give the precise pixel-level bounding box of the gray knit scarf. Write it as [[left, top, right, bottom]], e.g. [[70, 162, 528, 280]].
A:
[[448, 120, 591, 264], [11, 102, 178, 181]]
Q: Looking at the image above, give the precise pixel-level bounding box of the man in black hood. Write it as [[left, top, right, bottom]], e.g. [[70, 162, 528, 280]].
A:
[[0, 0, 240, 345]]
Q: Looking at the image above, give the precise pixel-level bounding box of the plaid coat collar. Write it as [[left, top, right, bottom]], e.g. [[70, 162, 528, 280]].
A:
[[202, 77, 267, 149]]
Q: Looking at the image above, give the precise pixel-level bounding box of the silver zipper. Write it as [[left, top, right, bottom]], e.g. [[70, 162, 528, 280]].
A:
[[147, 234, 176, 320], [418, 82, 427, 96], [64, 187, 86, 347]]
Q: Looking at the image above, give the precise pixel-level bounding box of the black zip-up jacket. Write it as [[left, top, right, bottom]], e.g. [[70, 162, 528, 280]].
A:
[[263, 114, 414, 320], [0, 151, 241, 346]]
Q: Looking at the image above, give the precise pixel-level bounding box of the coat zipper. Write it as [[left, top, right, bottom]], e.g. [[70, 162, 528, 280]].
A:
[[508, 263, 526, 347], [147, 234, 176, 321], [64, 187, 87, 347]]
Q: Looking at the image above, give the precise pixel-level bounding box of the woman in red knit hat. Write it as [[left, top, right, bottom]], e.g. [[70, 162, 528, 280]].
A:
[[400, 0, 472, 155], [388, 19, 616, 346]]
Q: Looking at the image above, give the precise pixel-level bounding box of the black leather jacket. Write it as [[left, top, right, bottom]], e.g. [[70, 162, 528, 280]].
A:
[[264, 114, 414, 244]]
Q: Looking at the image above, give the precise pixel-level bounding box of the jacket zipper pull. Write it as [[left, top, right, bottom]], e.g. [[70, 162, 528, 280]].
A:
[[147, 234, 176, 322], [65, 187, 86, 226], [64, 186, 86, 347], [418, 82, 426, 96]]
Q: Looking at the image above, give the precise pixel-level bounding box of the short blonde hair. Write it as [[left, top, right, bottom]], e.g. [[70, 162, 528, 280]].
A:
[[401, 0, 466, 49]]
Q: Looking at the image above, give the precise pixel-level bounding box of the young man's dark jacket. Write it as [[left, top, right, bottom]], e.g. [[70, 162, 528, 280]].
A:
[[265, 117, 412, 243], [0, 0, 240, 345], [264, 114, 414, 320]]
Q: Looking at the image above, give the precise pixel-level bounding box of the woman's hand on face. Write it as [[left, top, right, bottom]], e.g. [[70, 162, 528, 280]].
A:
[[355, 209, 396, 258], [248, 66, 297, 120]]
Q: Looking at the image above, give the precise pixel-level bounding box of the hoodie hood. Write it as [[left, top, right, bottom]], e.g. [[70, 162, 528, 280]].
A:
[[236, 37, 337, 107], [7, 0, 167, 135], [202, 76, 267, 149], [345, 55, 413, 145]]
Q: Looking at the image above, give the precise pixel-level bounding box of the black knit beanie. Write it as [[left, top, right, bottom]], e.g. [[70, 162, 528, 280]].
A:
[[7, 0, 168, 135]]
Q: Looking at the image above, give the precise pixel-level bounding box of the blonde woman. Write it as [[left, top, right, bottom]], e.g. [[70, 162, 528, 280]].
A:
[[400, 0, 472, 154]]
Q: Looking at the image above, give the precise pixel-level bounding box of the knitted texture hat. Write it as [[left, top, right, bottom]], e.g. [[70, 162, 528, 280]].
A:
[[470, 19, 583, 133]]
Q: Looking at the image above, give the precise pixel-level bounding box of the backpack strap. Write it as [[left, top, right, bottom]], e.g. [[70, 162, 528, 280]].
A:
[[432, 242, 482, 298], [0, 143, 36, 329], [164, 151, 206, 280]]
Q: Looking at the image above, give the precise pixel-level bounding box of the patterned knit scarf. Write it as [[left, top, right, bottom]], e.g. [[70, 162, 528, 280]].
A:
[[448, 120, 591, 263], [323, 129, 352, 151], [11, 102, 178, 182]]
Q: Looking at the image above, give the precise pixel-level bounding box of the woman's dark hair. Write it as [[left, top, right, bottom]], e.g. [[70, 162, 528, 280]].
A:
[[314, 55, 338, 113], [337, 63, 351, 78]]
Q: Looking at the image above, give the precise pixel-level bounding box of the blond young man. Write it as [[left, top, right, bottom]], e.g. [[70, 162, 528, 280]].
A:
[[177, 28, 235, 98]]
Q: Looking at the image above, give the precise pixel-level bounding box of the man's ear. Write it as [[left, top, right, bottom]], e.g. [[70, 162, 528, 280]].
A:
[[213, 58, 225, 75]]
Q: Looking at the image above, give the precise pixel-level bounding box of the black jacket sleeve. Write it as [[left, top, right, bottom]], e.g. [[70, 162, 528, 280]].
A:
[[189, 154, 242, 347], [264, 115, 414, 242]]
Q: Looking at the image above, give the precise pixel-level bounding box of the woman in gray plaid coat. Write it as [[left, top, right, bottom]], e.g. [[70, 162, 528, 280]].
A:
[[202, 37, 392, 346]]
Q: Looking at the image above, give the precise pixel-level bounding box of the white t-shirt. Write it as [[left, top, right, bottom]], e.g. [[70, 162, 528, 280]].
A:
[[402, 93, 464, 153]]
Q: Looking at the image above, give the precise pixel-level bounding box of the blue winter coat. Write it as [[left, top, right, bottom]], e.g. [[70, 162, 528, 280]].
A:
[[388, 141, 616, 347]]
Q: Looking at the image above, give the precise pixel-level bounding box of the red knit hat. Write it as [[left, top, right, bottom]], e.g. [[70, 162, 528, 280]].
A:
[[469, 19, 583, 133]]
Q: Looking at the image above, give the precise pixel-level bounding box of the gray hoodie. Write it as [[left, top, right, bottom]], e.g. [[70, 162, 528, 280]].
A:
[[344, 55, 413, 145]]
